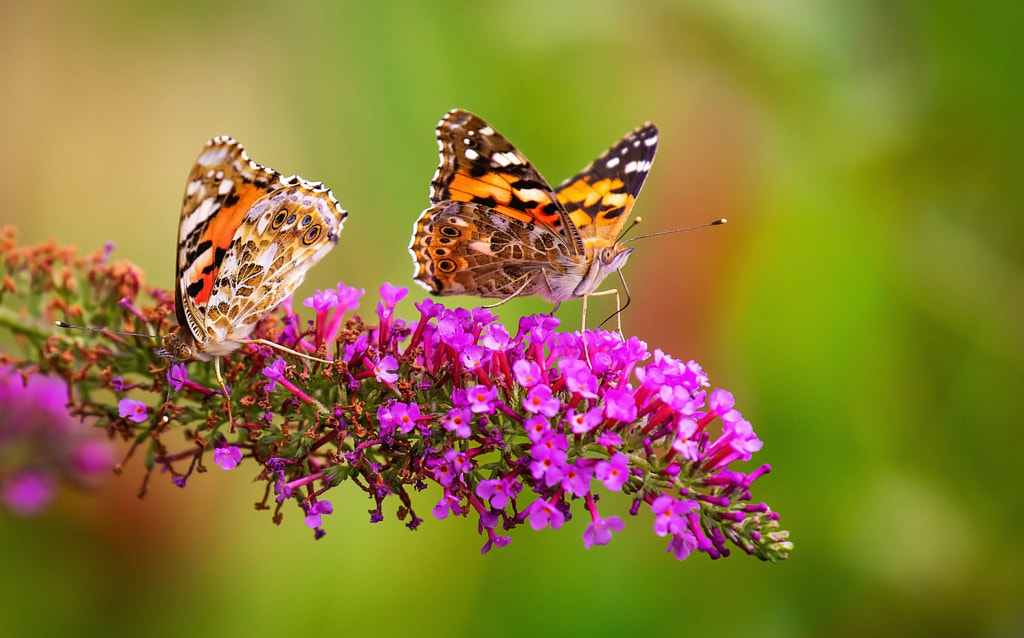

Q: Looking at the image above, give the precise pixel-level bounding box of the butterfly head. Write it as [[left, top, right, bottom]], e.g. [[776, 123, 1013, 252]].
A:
[[573, 239, 633, 298], [155, 329, 194, 362]]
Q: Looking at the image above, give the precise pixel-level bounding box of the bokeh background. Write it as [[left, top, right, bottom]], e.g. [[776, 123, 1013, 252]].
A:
[[2, 1, 1022, 636]]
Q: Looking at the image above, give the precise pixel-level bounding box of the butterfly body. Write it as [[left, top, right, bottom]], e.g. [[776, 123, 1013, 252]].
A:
[[156, 136, 346, 364], [410, 109, 656, 307]]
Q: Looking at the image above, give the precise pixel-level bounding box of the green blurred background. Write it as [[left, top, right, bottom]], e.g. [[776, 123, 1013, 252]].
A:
[[2, 1, 1022, 636]]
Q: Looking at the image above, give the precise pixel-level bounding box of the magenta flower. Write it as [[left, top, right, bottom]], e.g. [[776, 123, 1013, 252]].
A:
[[530, 433, 568, 487], [392, 402, 422, 435], [373, 355, 399, 384], [583, 515, 625, 549], [512, 359, 542, 387], [476, 477, 520, 509], [433, 490, 462, 519], [565, 406, 603, 434], [304, 500, 334, 529], [441, 407, 472, 438], [466, 384, 498, 415], [527, 498, 565, 531], [560, 462, 593, 498], [214, 445, 243, 470], [262, 358, 288, 391], [651, 495, 697, 537], [523, 384, 560, 417], [2, 471, 55, 516], [118, 398, 148, 423], [168, 363, 188, 392], [594, 452, 630, 491]]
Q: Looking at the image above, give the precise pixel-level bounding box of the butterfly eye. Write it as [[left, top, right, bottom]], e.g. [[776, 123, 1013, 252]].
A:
[[303, 225, 322, 245], [440, 226, 461, 238], [301, 215, 312, 226], [286, 213, 297, 225], [272, 210, 288, 229], [437, 259, 457, 273]]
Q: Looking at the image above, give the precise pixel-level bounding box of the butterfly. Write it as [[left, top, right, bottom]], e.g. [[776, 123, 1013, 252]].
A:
[[409, 108, 658, 326], [155, 136, 346, 415]]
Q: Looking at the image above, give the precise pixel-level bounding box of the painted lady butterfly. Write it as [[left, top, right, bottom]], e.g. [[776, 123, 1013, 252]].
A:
[[155, 136, 346, 396], [409, 108, 657, 324]]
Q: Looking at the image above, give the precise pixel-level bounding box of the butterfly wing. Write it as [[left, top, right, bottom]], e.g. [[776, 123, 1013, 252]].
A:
[[175, 137, 345, 351], [410, 200, 587, 303], [555, 123, 658, 243], [429, 109, 584, 255]]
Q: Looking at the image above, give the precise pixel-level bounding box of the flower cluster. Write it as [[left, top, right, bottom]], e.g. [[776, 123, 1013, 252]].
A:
[[0, 227, 791, 561]]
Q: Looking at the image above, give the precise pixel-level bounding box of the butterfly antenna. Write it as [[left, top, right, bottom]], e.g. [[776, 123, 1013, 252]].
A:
[[597, 270, 633, 331], [55, 321, 162, 340], [615, 216, 644, 243], [621, 218, 726, 244]]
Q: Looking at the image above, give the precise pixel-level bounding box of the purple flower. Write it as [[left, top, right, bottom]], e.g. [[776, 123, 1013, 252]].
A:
[[558, 358, 598, 399], [373, 355, 399, 384], [512, 359, 542, 388], [476, 477, 521, 509], [379, 282, 408, 306], [480, 323, 511, 351], [305, 500, 334, 528], [560, 462, 593, 498], [441, 407, 472, 438], [444, 448, 474, 475], [603, 387, 638, 422], [651, 495, 697, 537], [530, 433, 568, 487], [460, 345, 490, 372], [595, 452, 630, 491], [583, 515, 625, 549], [214, 445, 243, 470], [392, 402, 422, 435], [433, 490, 462, 519], [262, 358, 288, 391], [527, 498, 565, 531], [466, 384, 498, 415], [415, 297, 443, 320], [70, 441, 115, 476], [118, 398, 148, 423], [666, 530, 700, 560], [110, 377, 126, 392], [304, 288, 339, 312], [2, 471, 55, 516], [523, 384, 560, 417], [168, 363, 188, 393], [524, 415, 551, 443], [565, 406, 603, 434]]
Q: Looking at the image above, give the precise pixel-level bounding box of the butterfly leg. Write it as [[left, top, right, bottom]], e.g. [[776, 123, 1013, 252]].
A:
[[241, 339, 334, 365], [584, 288, 625, 337], [214, 356, 235, 432], [482, 272, 539, 309]]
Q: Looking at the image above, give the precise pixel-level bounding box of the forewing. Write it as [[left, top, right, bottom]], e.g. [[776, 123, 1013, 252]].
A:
[[555, 123, 658, 241], [430, 109, 583, 255]]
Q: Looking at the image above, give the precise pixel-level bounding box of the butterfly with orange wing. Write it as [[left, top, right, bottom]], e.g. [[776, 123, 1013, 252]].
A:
[[409, 108, 657, 326], [155, 137, 346, 419]]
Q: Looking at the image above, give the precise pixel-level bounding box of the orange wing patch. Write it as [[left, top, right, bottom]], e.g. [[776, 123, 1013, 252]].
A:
[[185, 181, 269, 306], [559, 177, 635, 231]]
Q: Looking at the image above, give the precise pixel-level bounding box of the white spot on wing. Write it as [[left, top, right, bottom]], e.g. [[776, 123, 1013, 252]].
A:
[[465, 148, 479, 160], [217, 178, 234, 195], [491, 151, 522, 167], [605, 157, 620, 169], [644, 134, 658, 147]]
